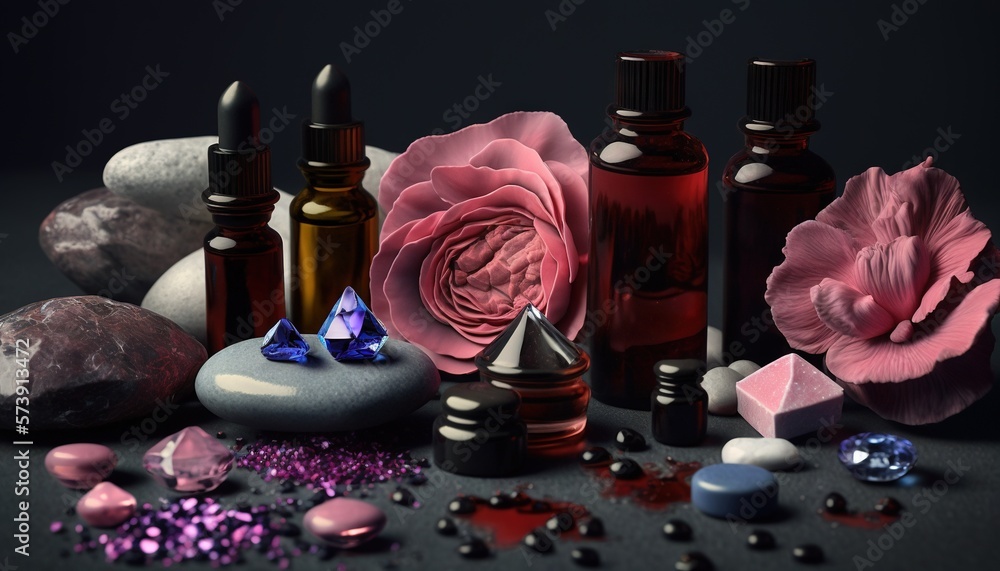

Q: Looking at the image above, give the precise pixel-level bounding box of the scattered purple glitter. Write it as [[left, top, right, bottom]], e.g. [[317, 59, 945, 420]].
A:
[[50, 521, 64, 534], [59, 496, 321, 566], [236, 433, 423, 494]]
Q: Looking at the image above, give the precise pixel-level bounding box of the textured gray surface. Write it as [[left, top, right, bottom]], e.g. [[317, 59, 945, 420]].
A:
[[196, 336, 440, 431], [3, 372, 999, 570]]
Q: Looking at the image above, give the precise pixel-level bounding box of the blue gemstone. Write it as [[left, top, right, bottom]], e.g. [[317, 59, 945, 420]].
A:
[[261, 318, 310, 362], [838, 433, 916, 482], [318, 287, 388, 361]]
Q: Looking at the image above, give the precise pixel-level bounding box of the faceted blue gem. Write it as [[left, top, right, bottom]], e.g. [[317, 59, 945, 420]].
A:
[[318, 286, 389, 361], [837, 432, 917, 482], [260, 318, 310, 362]]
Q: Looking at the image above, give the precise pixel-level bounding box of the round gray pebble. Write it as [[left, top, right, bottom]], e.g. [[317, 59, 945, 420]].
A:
[[702, 367, 744, 416], [729, 360, 761, 376]]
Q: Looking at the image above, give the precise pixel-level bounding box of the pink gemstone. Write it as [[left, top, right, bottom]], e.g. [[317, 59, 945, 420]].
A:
[[77, 482, 137, 528], [45, 443, 118, 489], [143, 426, 234, 492], [304, 498, 386, 548], [736, 354, 844, 438]]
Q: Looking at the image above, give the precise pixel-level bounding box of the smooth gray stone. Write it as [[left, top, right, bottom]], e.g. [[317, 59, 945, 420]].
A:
[[706, 326, 724, 369], [721, 437, 802, 471], [104, 137, 396, 224], [702, 366, 744, 416], [195, 335, 440, 431], [729, 359, 761, 377]]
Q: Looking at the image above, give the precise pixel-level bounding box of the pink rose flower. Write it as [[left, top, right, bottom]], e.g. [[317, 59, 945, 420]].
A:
[[766, 158, 1000, 424], [372, 112, 589, 374]]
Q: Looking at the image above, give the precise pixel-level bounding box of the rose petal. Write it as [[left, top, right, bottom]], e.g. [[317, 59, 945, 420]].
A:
[[810, 278, 895, 339], [815, 166, 896, 244], [853, 236, 931, 321], [765, 221, 861, 353], [826, 278, 1000, 383], [379, 112, 588, 214]]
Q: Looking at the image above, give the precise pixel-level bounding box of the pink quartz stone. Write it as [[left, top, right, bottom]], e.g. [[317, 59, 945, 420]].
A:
[[304, 498, 386, 548], [142, 426, 234, 493], [735, 354, 843, 439], [45, 443, 117, 489], [76, 482, 136, 528]]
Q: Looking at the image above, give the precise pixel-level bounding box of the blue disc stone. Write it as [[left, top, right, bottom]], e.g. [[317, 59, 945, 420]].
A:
[[318, 286, 389, 361], [261, 318, 310, 362], [838, 433, 916, 482], [691, 464, 778, 520]]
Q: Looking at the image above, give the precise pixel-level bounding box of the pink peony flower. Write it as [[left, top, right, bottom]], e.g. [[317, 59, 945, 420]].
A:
[[766, 158, 1000, 424], [372, 112, 589, 374]]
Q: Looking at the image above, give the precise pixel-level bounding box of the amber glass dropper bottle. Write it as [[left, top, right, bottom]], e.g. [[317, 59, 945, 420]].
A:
[[203, 81, 286, 354], [291, 64, 378, 332], [587, 51, 709, 410], [721, 59, 835, 365]]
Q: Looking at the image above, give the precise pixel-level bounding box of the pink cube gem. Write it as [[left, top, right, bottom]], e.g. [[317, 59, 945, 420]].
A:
[[735, 354, 843, 439]]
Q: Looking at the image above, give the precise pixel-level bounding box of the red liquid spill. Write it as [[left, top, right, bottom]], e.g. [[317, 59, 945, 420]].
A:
[[586, 457, 701, 510], [456, 495, 590, 548], [820, 510, 900, 530]]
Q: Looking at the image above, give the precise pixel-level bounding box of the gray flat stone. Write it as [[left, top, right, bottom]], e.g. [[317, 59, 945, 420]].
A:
[[721, 437, 802, 471], [195, 335, 440, 431], [702, 366, 744, 416], [104, 136, 396, 224]]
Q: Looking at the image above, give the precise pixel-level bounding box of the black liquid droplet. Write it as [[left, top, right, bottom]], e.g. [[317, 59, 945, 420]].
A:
[[610, 458, 643, 479], [747, 529, 775, 550], [823, 492, 847, 514], [792, 544, 824, 563], [571, 547, 601, 567], [615, 428, 647, 451], [663, 519, 693, 541]]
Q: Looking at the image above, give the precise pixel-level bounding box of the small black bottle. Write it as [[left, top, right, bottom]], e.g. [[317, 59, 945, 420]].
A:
[[433, 382, 526, 477], [651, 359, 707, 446]]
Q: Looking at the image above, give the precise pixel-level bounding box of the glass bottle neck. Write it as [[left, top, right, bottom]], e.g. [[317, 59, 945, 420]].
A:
[[743, 133, 811, 155], [298, 159, 368, 191]]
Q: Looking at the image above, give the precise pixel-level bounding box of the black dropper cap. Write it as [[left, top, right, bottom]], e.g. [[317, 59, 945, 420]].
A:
[[746, 58, 818, 127], [613, 50, 689, 119], [207, 81, 272, 197], [302, 64, 366, 165]]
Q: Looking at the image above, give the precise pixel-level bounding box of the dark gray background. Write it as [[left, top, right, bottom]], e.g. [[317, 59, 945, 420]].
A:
[[1, 1, 999, 570]]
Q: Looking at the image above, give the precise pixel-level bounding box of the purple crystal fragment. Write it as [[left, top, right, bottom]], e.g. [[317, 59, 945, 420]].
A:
[[261, 318, 311, 362], [317, 286, 388, 361]]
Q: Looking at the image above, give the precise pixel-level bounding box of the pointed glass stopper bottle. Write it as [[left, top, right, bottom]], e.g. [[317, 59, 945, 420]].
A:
[[474, 304, 591, 453], [318, 286, 388, 361], [261, 318, 311, 362]]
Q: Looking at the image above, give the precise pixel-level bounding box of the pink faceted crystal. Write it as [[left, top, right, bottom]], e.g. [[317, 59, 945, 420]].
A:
[[736, 354, 843, 438], [77, 482, 136, 528], [143, 426, 234, 492]]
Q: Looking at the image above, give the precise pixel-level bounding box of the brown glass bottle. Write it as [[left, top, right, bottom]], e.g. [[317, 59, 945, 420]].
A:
[[291, 65, 378, 332], [651, 359, 707, 446], [588, 51, 709, 410], [204, 81, 285, 354], [721, 59, 835, 366]]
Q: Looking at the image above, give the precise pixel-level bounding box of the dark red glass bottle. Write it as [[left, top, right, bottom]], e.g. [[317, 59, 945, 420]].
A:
[[587, 51, 709, 410], [204, 82, 285, 354], [721, 59, 835, 366]]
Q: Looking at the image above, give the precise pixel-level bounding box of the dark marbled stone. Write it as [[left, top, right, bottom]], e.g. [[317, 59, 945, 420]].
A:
[[39, 188, 212, 304], [0, 296, 207, 430]]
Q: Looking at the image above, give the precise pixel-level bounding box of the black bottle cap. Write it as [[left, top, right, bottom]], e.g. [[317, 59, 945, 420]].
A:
[[207, 81, 272, 198], [302, 64, 366, 165], [613, 50, 689, 117], [654, 359, 705, 382], [441, 382, 521, 421], [746, 58, 817, 126]]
